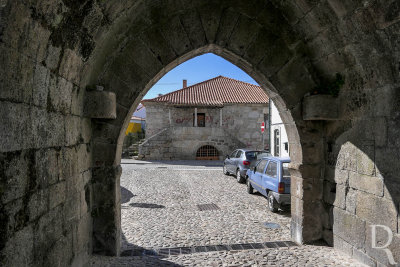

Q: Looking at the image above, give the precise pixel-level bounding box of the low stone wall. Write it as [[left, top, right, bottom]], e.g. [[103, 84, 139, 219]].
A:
[[139, 126, 245, 160]]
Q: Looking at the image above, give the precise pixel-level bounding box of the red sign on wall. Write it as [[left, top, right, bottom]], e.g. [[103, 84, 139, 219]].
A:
[[261, 122, 265, 133]]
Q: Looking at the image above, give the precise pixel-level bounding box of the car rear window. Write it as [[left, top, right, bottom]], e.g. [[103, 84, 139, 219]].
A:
[[246, 151, 269, 159], [282, 162, 291, 178], [245, 151, 259, 159]]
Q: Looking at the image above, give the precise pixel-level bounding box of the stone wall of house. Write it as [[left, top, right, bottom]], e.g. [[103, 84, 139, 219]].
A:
[[139, 127, 245, 160], [142, 103, 269, 159]]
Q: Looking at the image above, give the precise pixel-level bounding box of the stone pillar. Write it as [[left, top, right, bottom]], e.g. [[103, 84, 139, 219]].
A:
[[289, 144, 325, 244], [194, 108, 198, 127], [220, 108, 223, 127], [91, 165, 122, 256]]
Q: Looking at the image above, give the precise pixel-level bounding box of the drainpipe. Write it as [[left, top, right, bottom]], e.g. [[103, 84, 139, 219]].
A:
[[268, 98, 271, 153], [220, 108, 223, 127], [194, 108, 197, 127]]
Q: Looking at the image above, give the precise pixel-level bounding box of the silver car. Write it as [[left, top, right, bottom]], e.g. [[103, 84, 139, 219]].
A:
[[223, 149, 271, 183]]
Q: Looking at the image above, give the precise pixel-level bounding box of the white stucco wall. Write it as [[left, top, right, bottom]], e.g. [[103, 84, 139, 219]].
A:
[[270, 101, 289, 158]]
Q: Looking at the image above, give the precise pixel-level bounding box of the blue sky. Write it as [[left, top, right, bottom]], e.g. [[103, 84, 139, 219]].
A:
[[143, 53, 259, 99]]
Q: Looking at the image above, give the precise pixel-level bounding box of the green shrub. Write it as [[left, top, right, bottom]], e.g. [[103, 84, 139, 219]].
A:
[[311, 73, 344, 97], [123, 130, 145, 149]]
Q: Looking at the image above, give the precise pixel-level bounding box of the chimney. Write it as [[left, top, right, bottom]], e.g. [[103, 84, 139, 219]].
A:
[[183, 79, 187, 88]]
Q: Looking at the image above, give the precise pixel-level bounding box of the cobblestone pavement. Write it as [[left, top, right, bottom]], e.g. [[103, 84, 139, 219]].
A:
[[91, 160, 364, 267]]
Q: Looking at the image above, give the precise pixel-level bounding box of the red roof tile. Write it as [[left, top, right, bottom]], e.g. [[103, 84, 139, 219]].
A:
[[142, 76, 269, 106]]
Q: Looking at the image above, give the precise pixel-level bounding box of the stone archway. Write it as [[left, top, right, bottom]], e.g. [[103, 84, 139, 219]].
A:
[[88, 25, 321, 256], [2, 0, 400, 266], [84, 0, 323, 255]]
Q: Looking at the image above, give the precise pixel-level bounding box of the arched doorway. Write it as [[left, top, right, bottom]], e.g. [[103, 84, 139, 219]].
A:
[[85, 0, 333, 258], [196, 145, 219, 160], [88, 42, 314, 255]]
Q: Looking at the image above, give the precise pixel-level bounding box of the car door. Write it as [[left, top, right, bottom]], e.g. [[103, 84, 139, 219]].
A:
[[235, 150, 243, 171], [226, 150, 237, 172], [263, 160, 278, 192], [250, 159, 268, 194]]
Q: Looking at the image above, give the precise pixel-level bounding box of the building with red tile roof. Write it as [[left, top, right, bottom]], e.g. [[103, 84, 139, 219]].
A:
[[142, 76, 269, 107], [139, 76, 270, 160]]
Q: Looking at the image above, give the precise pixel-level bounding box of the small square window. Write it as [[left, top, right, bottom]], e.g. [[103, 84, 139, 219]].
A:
[[194, 113, 205, 127]]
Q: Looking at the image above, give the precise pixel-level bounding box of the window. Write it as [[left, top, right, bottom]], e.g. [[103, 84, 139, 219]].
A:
[[230, 150, 237, 158], [265, 161, 277, 178], [236, 150, 243, 158], [245, 151, 261, 159], [245, 151, 272, 160], [193, 113, 205, 127], [256, 159, 268, 174], [282, 162, 291, 179], [196, 145, 219, 160], [284, 142, 289, 152], [274, 129, 280, 157]]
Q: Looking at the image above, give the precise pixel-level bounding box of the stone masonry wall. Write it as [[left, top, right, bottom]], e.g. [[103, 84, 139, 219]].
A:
[[0, 1, 93, 266], [143, 102, 269, 159], [323, 113, 400, 266], [139, 127, 245, 160], [0, 62, 92, 266], [3, 0, 400, 265]]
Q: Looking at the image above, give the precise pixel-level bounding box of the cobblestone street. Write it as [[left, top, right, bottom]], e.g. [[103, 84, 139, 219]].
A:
[[91, 160, 364, 267]]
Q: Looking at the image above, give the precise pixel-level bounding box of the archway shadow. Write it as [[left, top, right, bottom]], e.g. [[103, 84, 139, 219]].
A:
[[111, 233, 184, 266], [326, 119, 400, 265], [121, 159, 224, 167], [129, 203, 165, 209], [121, 186, 135, 204]]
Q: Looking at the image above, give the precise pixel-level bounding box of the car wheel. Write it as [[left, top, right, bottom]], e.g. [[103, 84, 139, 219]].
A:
[[236, 169, 245, 183], [223, 165, 229, 175], [246, 178, 254, 194], [267, 191, 278, 213]]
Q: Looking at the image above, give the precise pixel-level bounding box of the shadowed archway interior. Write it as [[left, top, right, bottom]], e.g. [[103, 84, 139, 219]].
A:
[[85, 0, 327, 255], [1, 0, 400, 266]]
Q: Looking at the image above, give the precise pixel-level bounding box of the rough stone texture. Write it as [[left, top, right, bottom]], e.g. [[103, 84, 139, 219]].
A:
[[91, 165, 122, 256], [120, 161, 291, 249], [141, 103, 269, 160], [91, 246, 364, 267], [349, 171, 384, 197], [1, 0, 400, 265], [303, 95, 339, 120], [333, 207, 366, 250], [139, 126, 245, 161], [87, 161, 363, 266], [84, 91, 117, 119]]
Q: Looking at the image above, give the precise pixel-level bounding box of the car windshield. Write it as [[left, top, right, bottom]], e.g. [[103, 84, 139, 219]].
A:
[[282, 162, 291, 178]]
